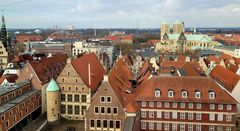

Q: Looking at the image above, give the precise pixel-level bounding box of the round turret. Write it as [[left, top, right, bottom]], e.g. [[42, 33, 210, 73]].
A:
[[46, 78, 60, 122]]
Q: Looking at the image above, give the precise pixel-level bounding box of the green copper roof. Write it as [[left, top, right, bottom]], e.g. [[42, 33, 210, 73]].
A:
[[166, 33, 212, 42], [46, 78, 59, 92], [1, 14, 6, 28]]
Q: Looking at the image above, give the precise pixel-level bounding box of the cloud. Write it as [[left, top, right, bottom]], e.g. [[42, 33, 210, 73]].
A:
[[0, 0, 240, 28]]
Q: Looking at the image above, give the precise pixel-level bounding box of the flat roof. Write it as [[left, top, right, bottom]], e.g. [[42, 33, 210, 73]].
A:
[[214, 45, 240, 51], [0, 89, 40, 114], [0, 80, 31, 97]]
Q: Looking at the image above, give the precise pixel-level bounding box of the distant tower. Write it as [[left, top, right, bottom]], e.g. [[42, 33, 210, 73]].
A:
[[0, 11, 7, 48], [173, 20, 185, 34], [46, 78, 61, 122], [160, 21, 170, 41]]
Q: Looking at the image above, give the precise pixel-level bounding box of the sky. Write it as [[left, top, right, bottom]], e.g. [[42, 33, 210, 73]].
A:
[[1, 0, 240, 28]]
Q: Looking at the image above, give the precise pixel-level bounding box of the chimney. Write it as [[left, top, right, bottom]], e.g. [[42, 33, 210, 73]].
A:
[[103, 75, 108, 82], [88, 63, 91, 86]]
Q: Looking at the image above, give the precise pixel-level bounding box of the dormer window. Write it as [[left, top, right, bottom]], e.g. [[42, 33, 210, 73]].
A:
[[209, 91, 215, 99], [168, 90, 174, 97], [155, 89, 161, 97], [195, 91, 201, 99], [182, 90, 188, 98]]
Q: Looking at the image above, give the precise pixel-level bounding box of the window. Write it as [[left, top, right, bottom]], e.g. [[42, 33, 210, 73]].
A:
[[196, 113, 201, 120], [188, 124, 193, 131], [75, 105, 80, 114], [61, 94, 65, 101], [149, 122, 154, 130], [171, 123, 177, 131], [164, 112, 169, 119], [103, 120, 107, 128], [227, 105, 232, 110], [81, 95, 86, 103], [172, 112, 177, 119], [68, 105, 73, 114], [218, 114, 223, 121], [107, 107, 111, 114], [209, 91, 215, 99], [149, 111, 154, 118], [67, 94, 72, 102], [90, 120, 94, 128], [209, 125, 214, 131], [209, 113, 215, 121], [101, 107, 105, 114], [210, 104, 215, 110], [180, 103, 185, 108], [157, 111, 162, 118], [168, 90, 174, 97], [155, 89, 161, 97], [5, 121, 9, 129], [110, 120, 114, 128], [97, 120, 101, 128], [113, 107, 118, 115], [141, 122, 146, 129], [164, 123, 169, 131], [180, 124, 185, 131], [188, 113, 193, 120], [180, 112, 185, 119], [195, 91, 201, 98], [74, 95, 79, 102], [173, 102, 177, 108], [182, 91, 188, 98], [196, 103, 201, 109], [107, 96, 111, 103], [116, 121, 120, 129], [94, 106, 99, 114], [164, 102, 169, 108], [149, 102, 154, 107], [218, 104, 223, 110], [157, 122, 162, 130], [141, 111, 146, 118], [226, 114, 232, 121], [196, 125, 201, 131], [188, 103, 193, 109], [157, 102, 161, 107], [141, 101, 146, 107], [226, 127, 231, 131]]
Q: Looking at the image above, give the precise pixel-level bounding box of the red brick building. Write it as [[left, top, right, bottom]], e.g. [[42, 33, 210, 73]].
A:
[[0, 81, 41, 131], [16, 34, 43, 43], [134, 76, 237, 131]]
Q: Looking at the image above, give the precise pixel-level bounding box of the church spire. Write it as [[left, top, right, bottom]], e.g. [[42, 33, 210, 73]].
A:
[[1, 10, 6, 29], [0, 10, 8, 48]]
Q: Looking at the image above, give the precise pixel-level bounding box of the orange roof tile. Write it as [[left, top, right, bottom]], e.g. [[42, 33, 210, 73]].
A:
[[0, 74, 18, 84], [210, 65, 240, 92], [72, 53, 105, 91], [228, 64, 239, 73], [134, 76, 237, 104]]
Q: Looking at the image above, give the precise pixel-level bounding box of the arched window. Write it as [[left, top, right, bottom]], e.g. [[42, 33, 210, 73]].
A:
[[182, 90, 188, 98], [168, 90, 174, 97], [209, 91, 215, 99], [155, 89, 161, 97], [195, 91, 201, 98]]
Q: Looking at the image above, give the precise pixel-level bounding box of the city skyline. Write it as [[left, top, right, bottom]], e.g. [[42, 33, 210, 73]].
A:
[[1, 0, 240, 28]]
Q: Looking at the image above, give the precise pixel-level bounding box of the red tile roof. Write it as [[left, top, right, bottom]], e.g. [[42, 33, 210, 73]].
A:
[[0, 74, 18, 84], [177, 55, 186, 61], [134, 76, 237, 104], [205, 55, 221, 65], [210, 65, 240, 92], [219, 53, 232, 60], [179, 63, 203, 76], [125, 94, 139, 113], [228, 64, 239, 73], [72, 53, 105, 91], [30, 54, 67, 84], [137, 60, 154, 84]]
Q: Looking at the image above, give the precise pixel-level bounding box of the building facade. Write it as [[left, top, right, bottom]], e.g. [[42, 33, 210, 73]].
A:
[[0, 81, 41, 131], [0, 41, 8, 69], [134, 76, 237, 131]]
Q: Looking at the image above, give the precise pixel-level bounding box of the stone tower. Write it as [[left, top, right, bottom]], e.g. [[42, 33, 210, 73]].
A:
[[160, 21, 170, 41], [173, 20, 185, 34], [46, 78, 61, 122]]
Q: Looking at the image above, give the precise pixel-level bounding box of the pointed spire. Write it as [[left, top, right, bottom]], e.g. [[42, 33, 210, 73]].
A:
[[119, 48, 123, 58], [1, 9, 6, 28]]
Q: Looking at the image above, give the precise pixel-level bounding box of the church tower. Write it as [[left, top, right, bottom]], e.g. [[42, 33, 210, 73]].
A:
[[160, 21, 170, 41], [0, 12, 7, 48], [173, 20, 185, 34], [46, 78, 61, 122]]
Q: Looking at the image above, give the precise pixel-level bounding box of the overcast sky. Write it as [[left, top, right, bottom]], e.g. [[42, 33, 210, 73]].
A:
[[1, 0, 240, 28]]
